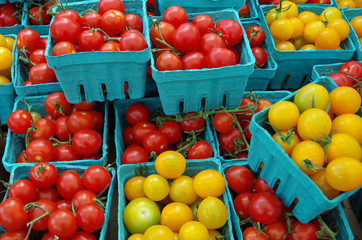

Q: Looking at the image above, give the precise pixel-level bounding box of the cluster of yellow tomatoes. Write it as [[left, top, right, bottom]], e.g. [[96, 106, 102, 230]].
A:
[[268, 84, 362, 199], [336, 0, 362, 8], [266, 3, 350, 50], [123, 151, 228, 240], [0, 34, 14, 85], [350, 15, 362, 50]]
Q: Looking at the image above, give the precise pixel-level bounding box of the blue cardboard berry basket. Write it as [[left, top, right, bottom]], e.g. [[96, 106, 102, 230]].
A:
[[0, 164, 116, 240], [222, 160, 354, 240], [0, 3, 24, 35], [241, 20, 278, 91], [114, 97, 217, 167], [311, 61, 362, 81], [258, 5, 356, 90], [45, 0, 151, 104], [150, 9, 255, 115], [248, 76, 362, 223], [342, 9, 362, 61], [1, 95, 109, 172], [156, 0, 244, 15], [117, 158, 234, 239], [350, 189, 362, 227], [212, 90, 291, 163], [12, 35, 62, 96], [239, 0, 258, 21], [0, 35, 16, 125]]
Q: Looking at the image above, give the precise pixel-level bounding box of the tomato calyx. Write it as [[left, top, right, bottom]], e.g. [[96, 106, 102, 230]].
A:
[[24, 202, 51, 240], [240, 217, 268, 238], [133, 164, 148, 177], [151, 19, 182, 57], [270, 124, 295, 145], [316, 216, 337, 240], [302, 158, 326, 174], [46, 0, 68, 15], [25, 122, 37, 147], [26, 1, 52, 25], [311, 130, 336, 162], [49, 136, 72, 147], [176, 131, 198, 157]]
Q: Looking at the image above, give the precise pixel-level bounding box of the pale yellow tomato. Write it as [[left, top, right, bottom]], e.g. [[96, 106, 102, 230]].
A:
[[197, 197, 228, 230], [179, 221, 209, 240], [338, 0, 356, 8], [144, 225, 174, 240], [327, 18, 350, 41], [320, 7, 342, 22], [266, 9, 287, 26], [290, 17, 304, 39], [169, 175, 198, 205], [4, 37, 15, 51], [326, 133, 361, 163], [300, 44, 317, 50], [298, 11, 319, 26], [331, 114, 362, 144], [0, 75, 10, 84], [155, 151, 186, 179], [297, 108, 332, 140], [128, 234, 145, 240], [275, 41, 296, 51], [304, 20, 325, 43]]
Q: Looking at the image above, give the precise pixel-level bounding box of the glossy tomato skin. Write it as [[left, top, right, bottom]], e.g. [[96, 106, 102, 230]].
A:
[[248, 192, 282, 224], [29, 118, 56, 140], [76, 203, 105, 233], [287, 221, 318, 240], [29, 6, 50, 25], [246, 26, 265, 47], [50, 17, 81, 44], [68, 231, 97, 240], [101, 10, 126, 37], [225, 165, 254, 193], [172, 23, 201, 53], [339, 61, 362, 85], [8, 179, 36, 204], [67, 111, 95, 135], [149, 21, 175, 48], [55, 200, 71, 210], [0, 230, 27, 240], [122, 145, 149, 164], [206, 47, 236, 68], [126, 103, 150, 126], [181, 51, 206, 70], [7, 110, 33, 134], [56, 170, 84, 200], [188, 140, 213, 159], [158, 120, 182, 145], [143, 130, 168, 154], [0, 197, 28, 231], [72, 129, 102, 157], [198, 33, 226, 55], [82, 12, 102, 29], [125, 14, 143, 32], [180, 112, 205, 132], [52, 41, 77, 56], [54, 10, 82, 26], [26, 139, 55, 162], [54, 144, 79, 162], [328, 73, 351, 87], [162, 6, 187, 28], [29, 63, 57, 84], [213, 112, 234, 134], [254, 177, 275, 193], [192, 14, 214, 36], [88, 110, 104, 132], [29, 48, 47, 65], [252, 47, 268, 67], [55, 116, 71, 141], [243, 227, 268, 240], [215, 19, 243, 47], [156, 51, 182, 71], [82, 165, 111, 193], [233, 192, 254, 220], [218, 129, 245, 154], [119, 30, 147, 51], [71, 190, 97, 209], [264, 220, 287, 240], [78, 30, 104, 51], [16, 29, 41, 54], [44, 92, 71, 118], [132, 121, 156, 144], [35, 187, 60, 202], [28, 199, 57, 231], [48, 209, 78, 239], [98, 0, 125, 14]]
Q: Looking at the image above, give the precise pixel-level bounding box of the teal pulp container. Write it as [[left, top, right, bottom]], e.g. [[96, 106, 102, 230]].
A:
[[150, 9, 255, 115], [222, 160, 354, 240], [343, 9, 362, 61], [0, 164, 116, 240], [117, 158, 234, 239], [311, 61, 362, 81], [1, 95, 109, 172], [248, 77, 361, 223], [258, 5, 356, 90], [45, 0, 151, 104], [241, 20, 278, 91], [114, 97, 217, 167], [239, 0, 258, 21]]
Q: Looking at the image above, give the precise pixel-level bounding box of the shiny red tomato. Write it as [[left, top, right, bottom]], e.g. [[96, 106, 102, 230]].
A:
[[26, 139, 55, 162], [180, 112, 205, 132], [68, 231, 97, 240], [143, 130, 168, 154], [172, 23, 201, 53], [225, 165, 254, 193], [243, 227, 268, 240], [121, 145, 149, 164], [83, 165, 111, 193], [188, 140, 213, 159], [246, 26, 265, 47], [158, 120, 182, 145], [35, 187, 60, 202], [162, 6, 187, 28], [54, 144, 79, 162], [156, 51, 182, 71], [254, 177, 275, 193], [101, 10, 126, 37], [206, 47, 237, 68], [287, 221, 318, 240], [54, 10, 82, 26], [252, 47, 268, 68], [29, 6, 49, 25], [55, 200, 71, 210], [76, 203, 104, 233], [0, 198, 28, 231], [125, 14, 143, 32], [55, 116, 71, 141], [56, 170, 84, 200], [239, 4, 250, 18], [67, 111, 95, 135], [8, 110, 33, 134], [9, 179, 36, 204], [29, 118, 56, 140], [29, 49, 47, 65], [78, 30, 104, 51], [0, 230, 27, 240], [52, 41, 77, 56], [48, 209, 78, 239], [215, 19, 243, 47], [28, 199, 57, 231], [82, 12, 102, 29], [248, 192, 282, 224], [98, 0, 125, 14], [29, 63, 57, 84], [328, 73, 352, 87], [16, 29, 41, 54], [149, 21, 176, 48], [233, 192, 254, 220], [50, 17, 81, 44], [126, 103, 150, 126], [198, 32, 226, 55], [119, 30, 147, 51], [44, 92, 71, 118], [213, 112, 234, 134], [218, 129, 246, 154], [88, 110, 104, 132], [181, 51, 206, 70], [264, 220, 287, 240], [132, 121, 156, 144], [192, 14, 214, 36]]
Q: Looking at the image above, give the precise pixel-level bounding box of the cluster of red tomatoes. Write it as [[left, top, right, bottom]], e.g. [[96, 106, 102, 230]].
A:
[[121, 102, 213, 164], [149, 5, 244, 71], [0, 2, 21, 27], [7, 92, 104, 163], [0, 163, 111, 239], [268, 83, 362, 196], [123, 152, 227, 239], [245, 25, 269, 68], [49, 0, 147, 55], [213, 93, 272, 159], [225, 165, 337, 240], [15, 29, 54, 86], [26, 0, 55, 26]]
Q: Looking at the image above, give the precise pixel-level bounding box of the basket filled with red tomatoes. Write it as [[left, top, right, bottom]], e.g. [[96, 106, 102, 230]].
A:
[[149, 7, 255, 115], [222, 161, 354, 240], [12, 30, 63, 96], [0, 2, 23, 34], [2, 92, 109, 172], [212, 90, 291, 163], [21, 0, 52, 35], [0, 33, 16, 124], [342, 9, 362, 60], [0, 163, 116, 239], [114, 97, 217, 166], [259, 3, 356, 89], [238, 0, 259, 21], [241, 20, 278, 91], [44, 0, 151, 104], [247, 76, 362, 223], [118, 155, 234, 240], [155, 0, 244, 15]]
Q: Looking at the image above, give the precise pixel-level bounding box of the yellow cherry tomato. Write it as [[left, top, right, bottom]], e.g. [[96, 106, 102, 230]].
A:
[[0, 34, 7, 48], [128, 234, 145, 240], [143, 174, 169, 201], [326, 133, 361, 163], [174, 233, 179, 240], [0, 75, 10, 84], [326, 157, 362, 192], [281, 1, 299, 18], [208, 229, 223, 240], [291, 140, 325, 176], [297, 108, 332, 140], [336, 46, 343, 50], [155, 151, 186, 179], [304, 20, 325, 43], [4, 37, 14, 51], [291, 0, 308, 4], [179, 221, 209, 240], [320, 7, 342, 22], [270, 19, 294, 41], [330, 87, 361, 115], [327, 18, 350, 41], [356, 0, 362, 7], [124, 176, 146, 201], [315, 28, 341, 50], [197, 197, 228, 230], [275, 41, 296, 51], [272, 130, 301, 156], [266, 9, 288, 26], [338, 0, 356, 8], [300, 44, 317, 50], [268, 101, 300, 131], [289, 17, 304, 39], [144, 225, 174, 240], [310, 170, 340, 200], [331, 114, 362, 144], [293, 35, 307, 49], [193, 170, 225, 198], [161, 202, 193, 232], [169, 175, 198, 205], [293, 84, 330, 113], [351, 16, 362, 38], [0, 47, 13, 71], [0, 67, 11, 79], [298, 11, 319, 26]]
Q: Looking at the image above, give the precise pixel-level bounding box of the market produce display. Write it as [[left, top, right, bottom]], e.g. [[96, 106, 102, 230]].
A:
[[0, 0, 361, 239]]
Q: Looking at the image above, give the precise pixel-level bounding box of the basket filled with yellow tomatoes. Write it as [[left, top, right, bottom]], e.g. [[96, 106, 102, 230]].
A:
[[259, 3, 356, 89], [343, 9, 362, 60], [247, 76, 362, 223], [118, 154, 234, 239], [0, 33, 15, 124], [335, 0, 361, 8]]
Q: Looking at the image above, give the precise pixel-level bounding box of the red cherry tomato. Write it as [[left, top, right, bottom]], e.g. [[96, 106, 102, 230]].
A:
[[225, 165, 254, 194]]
